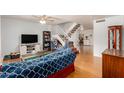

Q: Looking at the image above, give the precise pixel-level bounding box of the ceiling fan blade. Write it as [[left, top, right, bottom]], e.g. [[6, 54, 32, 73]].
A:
[[32, 15, 61, 24], [42, 15, 48, 20], [47, 20, 54, 21], [32, 15, 42, 19], [47, 16, 61, 20]]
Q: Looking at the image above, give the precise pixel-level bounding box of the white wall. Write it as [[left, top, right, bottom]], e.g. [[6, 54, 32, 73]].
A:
[[93, 20, 107, 57], [93, 16, 124, 57], [1, 16, 53, 57], [0, 16, 2, 62], [59, 22, 76, 33], [52, 25, 65, 35]]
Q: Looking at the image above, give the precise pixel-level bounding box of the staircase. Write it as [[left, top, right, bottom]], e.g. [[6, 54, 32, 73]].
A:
[[52, 34, 66, 46], [52, 23, 81, 47], [68, 24, 81, 38]]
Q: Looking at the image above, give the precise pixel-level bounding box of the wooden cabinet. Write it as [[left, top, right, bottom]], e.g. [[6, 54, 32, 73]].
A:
[[108, 25, 122, 50], [102, 49, 124, 78]]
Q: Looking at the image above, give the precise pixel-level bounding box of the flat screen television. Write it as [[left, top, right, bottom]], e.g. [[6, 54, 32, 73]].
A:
[[21, 34, 38, 44]]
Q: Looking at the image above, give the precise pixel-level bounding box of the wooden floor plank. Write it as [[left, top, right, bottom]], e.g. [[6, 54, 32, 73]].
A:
[[67, 46, 102, 78]]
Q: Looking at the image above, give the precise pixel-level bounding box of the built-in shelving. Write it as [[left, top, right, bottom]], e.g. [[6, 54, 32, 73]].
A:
[[43, 31, 51, 51]]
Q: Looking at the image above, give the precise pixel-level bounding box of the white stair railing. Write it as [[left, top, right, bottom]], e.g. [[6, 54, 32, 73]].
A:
[[52, 35, 65, 46], [68, 24, 81, 37]]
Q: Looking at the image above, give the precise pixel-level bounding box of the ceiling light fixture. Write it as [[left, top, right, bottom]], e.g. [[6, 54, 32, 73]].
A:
[[40, 20, 46, 24]]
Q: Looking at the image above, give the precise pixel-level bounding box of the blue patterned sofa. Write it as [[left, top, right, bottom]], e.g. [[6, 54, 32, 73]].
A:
[[0, 48, 76, 78]]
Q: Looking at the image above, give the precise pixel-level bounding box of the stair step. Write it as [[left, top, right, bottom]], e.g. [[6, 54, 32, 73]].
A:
[[67, 24, 81, 38]]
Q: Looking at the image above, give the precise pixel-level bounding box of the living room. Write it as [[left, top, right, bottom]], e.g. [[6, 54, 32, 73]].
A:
[[0, 15, 124, 78], [0, 15, 107, 61], [0, 15, 84, 78], [1, 0, 124, 93], [0, 15, 82, 62]]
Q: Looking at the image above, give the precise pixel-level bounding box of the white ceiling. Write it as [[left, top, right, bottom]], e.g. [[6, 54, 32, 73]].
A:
[[3, 15, 112, 30]]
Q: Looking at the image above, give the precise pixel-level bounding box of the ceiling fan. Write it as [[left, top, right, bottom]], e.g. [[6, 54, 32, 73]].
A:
[[32, 15, 60, 24]]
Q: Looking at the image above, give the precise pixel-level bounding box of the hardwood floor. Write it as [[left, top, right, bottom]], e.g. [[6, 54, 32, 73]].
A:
[[3, 58, 22, 63], [67, 45, 102, 78]]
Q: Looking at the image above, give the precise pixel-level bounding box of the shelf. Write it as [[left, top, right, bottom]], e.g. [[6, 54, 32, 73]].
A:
[[43, 31, 51, 51]]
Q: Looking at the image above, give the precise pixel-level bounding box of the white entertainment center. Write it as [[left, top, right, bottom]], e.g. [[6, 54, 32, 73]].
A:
[[20, 43, 41, 56], [20, 34, 41, 56]]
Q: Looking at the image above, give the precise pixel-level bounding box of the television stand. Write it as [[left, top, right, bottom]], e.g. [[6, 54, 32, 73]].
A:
[[20, 43, 41, 56]]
